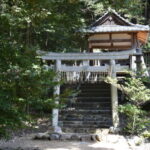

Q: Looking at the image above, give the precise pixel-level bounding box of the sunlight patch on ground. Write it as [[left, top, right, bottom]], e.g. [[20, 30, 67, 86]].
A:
[[88, 141, 131, 150], [44, 148, 81, 150], [88, 142, 114, 149], [45, 149, 70, 150]]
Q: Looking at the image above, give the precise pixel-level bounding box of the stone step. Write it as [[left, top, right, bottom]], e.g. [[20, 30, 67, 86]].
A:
[[65, 106, 111, 110], [80, 89, 110, 92], [59, 83, 115, 133], [80, 87, 110, 91], [79, 91, 122, 96], [66, 97, 120, 103], [60, 119, 112, 123], [59, 116, 112, 121], [71, 97, 112, 102], [62, 127, 109, 133], [59, 113, 112, 118], [60, 109, 112, 115], [78, 92, 111, 97], [59, 120, 112, 126], [60, 122, 112, 129], [80, 84, 110, 88], [76, 97, 111, 102], [70, 102, 111, 107], [63, 106, 111, 111]]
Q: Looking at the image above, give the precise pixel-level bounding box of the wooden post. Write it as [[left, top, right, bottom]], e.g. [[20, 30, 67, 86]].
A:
[[110, 59, 119, 128], [52, 59, 61, 127]]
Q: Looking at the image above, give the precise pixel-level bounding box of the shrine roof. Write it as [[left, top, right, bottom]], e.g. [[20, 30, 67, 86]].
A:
[[83, 25, 149, 33], [82, 9, 149, 33]]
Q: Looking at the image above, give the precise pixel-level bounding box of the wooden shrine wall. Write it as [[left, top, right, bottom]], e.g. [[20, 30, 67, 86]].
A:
[[88, 32, 134, 51]]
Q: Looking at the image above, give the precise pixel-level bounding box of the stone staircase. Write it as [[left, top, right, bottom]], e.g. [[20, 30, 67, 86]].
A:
[[59, 82, 113, 133]]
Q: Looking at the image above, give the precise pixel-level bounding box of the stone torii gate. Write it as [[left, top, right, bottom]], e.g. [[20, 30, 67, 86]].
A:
[[38, 10, 149, 132]]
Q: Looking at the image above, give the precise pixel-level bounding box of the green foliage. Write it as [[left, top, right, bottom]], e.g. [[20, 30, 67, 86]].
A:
[[122, 78, 150, 105], [105, 75, 150, 135], [0, 0, 85, 137], [0, 0, 86, 52], [119, 77, 150, 135], [142, 130, 150, 139], [0, 0, 56, 137], [119, 104, 149, 134], [0, 46, 57, 137], [143, 37, 150, 52], [81, 0, 145, 23]]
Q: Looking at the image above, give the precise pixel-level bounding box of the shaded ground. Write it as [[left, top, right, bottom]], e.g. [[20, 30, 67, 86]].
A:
[[4, 116, 51, 139], [0, 134, 150, 150], [0, 117, 150, 150]]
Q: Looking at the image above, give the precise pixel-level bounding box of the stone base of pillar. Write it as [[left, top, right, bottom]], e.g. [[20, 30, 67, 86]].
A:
[[49, 126, 62, 134], [109, 126, 121, 134]]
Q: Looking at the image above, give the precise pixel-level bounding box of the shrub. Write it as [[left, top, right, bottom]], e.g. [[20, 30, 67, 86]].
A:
[[119, 77, 150, 135]]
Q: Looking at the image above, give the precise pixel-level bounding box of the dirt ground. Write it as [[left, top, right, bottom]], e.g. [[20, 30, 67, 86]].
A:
[[0, 118, 150, 150], [0, 133, 150, 150]]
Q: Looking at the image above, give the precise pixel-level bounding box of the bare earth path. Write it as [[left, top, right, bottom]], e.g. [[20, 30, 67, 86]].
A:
[[0, 118, 149, 150], [0, 134, 150, 150]]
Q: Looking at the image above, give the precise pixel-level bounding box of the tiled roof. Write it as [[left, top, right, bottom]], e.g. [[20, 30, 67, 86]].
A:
[[82, 9, 149, 33], [82, 25, 149, 33], [91, 9, 134, 27]]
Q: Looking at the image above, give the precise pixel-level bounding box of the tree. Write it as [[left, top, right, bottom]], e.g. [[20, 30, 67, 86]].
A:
[[0, 0, 56, 137], [0, 0, 86, 137]]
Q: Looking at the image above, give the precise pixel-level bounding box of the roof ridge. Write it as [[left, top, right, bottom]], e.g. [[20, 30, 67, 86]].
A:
[[91, 9, 134, 27], [90, 11, 109, 27], [110, 10, 134, 26]]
